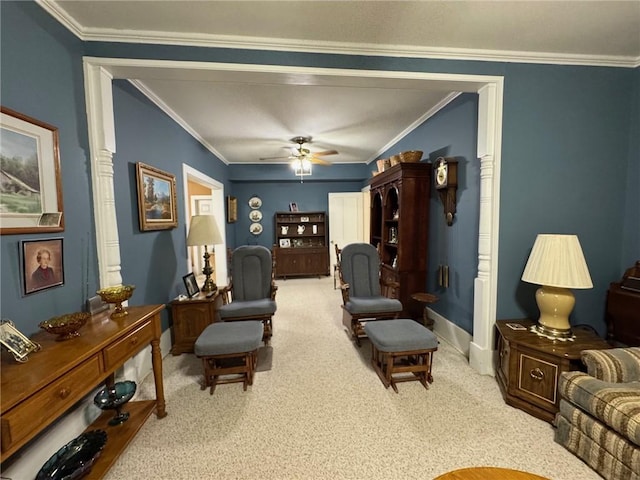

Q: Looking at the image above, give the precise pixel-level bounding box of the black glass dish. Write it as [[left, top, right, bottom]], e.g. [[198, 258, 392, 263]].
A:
[[36, 429, 107, 480], [93, 380, 137, 426]]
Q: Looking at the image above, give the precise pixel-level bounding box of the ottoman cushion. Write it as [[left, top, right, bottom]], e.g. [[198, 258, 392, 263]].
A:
[[364, 319, 437, 352], [195, 321, 263, 356]]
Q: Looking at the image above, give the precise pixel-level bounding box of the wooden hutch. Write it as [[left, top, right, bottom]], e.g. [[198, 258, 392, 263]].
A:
[[369, 162, 431, 319], [273, 211, 329, 278]]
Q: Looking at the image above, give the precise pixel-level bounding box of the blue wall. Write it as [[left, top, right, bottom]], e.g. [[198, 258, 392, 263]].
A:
[[1, 1, 638, 340], [377, 93, 479, 333], [1, 2, 96, 335], [111, 81, 229, 327]]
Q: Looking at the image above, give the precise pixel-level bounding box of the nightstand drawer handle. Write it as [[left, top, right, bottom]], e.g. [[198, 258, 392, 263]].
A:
[[530, 368, 544, 381], [58, 387, 71, 399]]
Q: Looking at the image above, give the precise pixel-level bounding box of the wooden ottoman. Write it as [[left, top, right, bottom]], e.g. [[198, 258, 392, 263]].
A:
[[364, 319, 438, 393], [194, 321, 263, 394]]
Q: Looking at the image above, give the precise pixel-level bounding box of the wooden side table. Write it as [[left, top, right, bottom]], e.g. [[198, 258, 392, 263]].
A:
[[435, 467, 549, 480], [410, 292, 438, 330], [495, 319, 611, 423], [170, 292, 222, 355]]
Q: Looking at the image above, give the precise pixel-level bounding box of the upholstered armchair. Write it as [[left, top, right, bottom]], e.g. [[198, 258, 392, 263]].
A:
[[337, 243, 402, 346], [555, 347, 640, 480], [218, 245, 277, 344]]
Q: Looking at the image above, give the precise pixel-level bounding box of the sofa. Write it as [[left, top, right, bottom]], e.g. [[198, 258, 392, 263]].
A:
[[555, 347, 640, 480]]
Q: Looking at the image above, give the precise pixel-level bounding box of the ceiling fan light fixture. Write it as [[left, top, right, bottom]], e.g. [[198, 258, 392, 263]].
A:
[[292, 158, 312, 176]]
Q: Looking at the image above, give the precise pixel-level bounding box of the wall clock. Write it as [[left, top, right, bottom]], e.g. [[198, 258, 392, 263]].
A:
[[433, 156, 458, 226]]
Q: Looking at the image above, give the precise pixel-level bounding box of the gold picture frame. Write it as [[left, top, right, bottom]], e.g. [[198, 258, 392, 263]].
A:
[[0, 107, 64, 235], [226, 196, 238, 223], [0, 319, 41, 363], [135, 162, 178, 231]]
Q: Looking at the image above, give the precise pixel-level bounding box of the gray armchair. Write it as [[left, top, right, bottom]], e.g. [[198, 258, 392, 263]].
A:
[[218, 245, 277, 344], [337, 243, 402, 346]]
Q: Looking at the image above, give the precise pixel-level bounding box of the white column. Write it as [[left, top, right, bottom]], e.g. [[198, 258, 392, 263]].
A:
[[83, 61, 122, 288], [469, 82, 502, 375]]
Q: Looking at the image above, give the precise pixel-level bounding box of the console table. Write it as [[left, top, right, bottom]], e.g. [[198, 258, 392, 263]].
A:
[[495, 319, 610, 423], [0, 304, 167, 476]]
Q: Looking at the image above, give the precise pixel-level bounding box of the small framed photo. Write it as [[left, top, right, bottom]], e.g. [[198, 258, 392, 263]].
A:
[[136, 162, 178, 231], [21, 237, 64, 295], [1, 319, 41, 363], [183, 272, 200, 298], [279, 238, 291, 248], [289, 202, 298, 212]]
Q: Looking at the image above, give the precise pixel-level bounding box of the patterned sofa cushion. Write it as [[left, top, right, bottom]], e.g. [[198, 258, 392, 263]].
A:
[[559, 371, 640, 446], [582, 348, 640, 383]]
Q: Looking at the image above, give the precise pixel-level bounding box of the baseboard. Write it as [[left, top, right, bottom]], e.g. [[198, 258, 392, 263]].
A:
[[428, 308, 472, 358]]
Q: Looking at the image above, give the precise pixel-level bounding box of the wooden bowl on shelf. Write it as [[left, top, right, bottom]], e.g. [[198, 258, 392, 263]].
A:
[[399, 150, 423, 163]]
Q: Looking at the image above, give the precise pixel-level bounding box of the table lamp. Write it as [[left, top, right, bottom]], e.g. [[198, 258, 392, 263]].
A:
[[186, 215, 223, 293], [521, 234, 593, 340]]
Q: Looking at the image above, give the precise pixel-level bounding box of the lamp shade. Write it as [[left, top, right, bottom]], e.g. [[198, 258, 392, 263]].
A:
[[521, 234, 592, 289], [186, 215, 223, 247]]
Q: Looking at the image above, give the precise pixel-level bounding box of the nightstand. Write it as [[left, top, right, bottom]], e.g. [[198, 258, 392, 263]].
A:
[[495, 319, 610, 423], [170, 292, 222, 355]]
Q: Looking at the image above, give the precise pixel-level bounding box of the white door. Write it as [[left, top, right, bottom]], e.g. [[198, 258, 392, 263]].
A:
[[328, 192, 365, 269]]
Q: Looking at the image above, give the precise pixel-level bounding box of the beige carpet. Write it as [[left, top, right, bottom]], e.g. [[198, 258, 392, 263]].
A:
[[104, 276, 599, 480]]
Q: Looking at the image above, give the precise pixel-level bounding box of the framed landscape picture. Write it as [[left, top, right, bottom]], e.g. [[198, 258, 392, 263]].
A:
[[0, 107, 64, 235], [135, 162, 178, 231]]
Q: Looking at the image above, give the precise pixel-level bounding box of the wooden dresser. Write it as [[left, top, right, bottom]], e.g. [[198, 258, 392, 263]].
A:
[[0, 304, 167, 476], [495, 319, 610, 423]]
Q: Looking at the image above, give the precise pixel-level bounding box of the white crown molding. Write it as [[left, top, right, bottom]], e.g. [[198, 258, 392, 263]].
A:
[[37, 0, 639, 69], [368, 92, 462, 164], [128, 80, 229, 165]]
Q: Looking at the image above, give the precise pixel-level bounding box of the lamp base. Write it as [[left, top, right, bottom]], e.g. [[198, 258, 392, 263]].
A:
[[530, 324, 575, 341], [533, 285, 577, 341], [201, 277, 217, 293]]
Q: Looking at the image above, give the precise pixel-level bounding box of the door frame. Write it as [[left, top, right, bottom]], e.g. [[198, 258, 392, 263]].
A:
[[83, 57, 502, 375]]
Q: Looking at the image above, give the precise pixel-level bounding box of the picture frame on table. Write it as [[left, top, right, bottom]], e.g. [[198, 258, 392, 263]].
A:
[[135, 162, 178, 231], [0, 107, 64, 235], [182, 272, 200, 298], [0, 319, 41, 363], [21, 237, 64, 295]]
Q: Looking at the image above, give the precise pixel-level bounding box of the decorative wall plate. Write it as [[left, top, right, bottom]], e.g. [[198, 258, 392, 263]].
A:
[[250, 223, 263, 235], [248, 196, 262, 209], [249, 210, 262, 222]]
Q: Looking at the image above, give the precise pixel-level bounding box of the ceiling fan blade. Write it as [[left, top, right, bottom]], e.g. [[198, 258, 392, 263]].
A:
[[310, 156, 331, 166], [312, 150, 338, 157]]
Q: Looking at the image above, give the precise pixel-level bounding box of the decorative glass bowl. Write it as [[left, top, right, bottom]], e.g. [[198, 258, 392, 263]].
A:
[[94, 380, 137, 426], [36, 429, 107, 480], [39, 312, 90, 341], [96, 285, 135, 319]]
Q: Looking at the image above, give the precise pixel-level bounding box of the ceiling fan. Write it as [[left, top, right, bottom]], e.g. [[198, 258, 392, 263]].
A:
[[259, 136, 338, 165]]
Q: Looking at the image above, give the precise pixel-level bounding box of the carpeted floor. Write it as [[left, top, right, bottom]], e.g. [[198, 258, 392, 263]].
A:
[[104, 276, 599, 480]]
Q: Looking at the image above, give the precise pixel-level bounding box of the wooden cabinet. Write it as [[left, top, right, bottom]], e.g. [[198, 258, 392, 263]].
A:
[[369, 162, 431, 319], [495, 319, 611, 423], [273, 211, 329, 278], [170, 292, 222, 355], [0, 305, 167, 475], [605, 261, 640, 346]]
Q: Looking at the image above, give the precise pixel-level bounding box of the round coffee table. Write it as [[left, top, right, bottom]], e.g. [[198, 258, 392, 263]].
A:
[[434, 467, 550, 480]]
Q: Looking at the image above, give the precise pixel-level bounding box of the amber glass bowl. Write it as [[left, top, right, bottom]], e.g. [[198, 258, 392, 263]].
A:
[[39, 312, 90, 341], [96, 285, 135, 319]]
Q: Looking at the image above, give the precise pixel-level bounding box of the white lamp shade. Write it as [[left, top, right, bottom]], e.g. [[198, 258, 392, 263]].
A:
[[521, 234, 593, 289], [186, 215, 223, 246]]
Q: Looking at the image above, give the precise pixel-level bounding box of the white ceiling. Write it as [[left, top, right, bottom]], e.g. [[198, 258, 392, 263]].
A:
[[40, 1, 640, 165]]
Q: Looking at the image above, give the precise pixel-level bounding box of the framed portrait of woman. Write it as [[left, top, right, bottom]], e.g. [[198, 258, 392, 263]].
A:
[[21, 238, 64, 295]]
